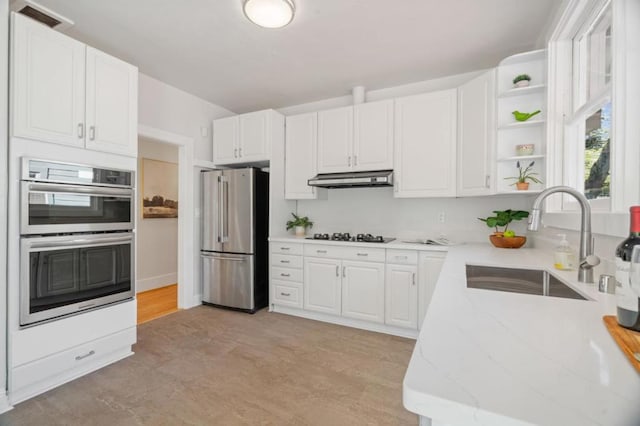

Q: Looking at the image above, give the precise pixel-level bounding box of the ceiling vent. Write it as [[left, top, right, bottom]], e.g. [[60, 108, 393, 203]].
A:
[[11, 0, 73, 29]]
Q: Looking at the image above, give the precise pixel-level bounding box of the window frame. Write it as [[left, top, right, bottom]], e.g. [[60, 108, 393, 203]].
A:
[[543, 0, 640, 237]]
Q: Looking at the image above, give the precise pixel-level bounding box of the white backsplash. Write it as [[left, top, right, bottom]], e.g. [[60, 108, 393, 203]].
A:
[[295, 187, 536, 243]]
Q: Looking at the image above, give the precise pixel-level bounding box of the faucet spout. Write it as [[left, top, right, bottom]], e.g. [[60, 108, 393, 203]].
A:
[[528, 186, 598, 283]]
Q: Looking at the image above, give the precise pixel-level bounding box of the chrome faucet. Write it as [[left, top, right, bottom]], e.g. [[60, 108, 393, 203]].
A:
[[528, 186, 600, 283]]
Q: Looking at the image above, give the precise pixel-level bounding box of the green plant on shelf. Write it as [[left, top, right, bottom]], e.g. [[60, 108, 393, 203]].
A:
[[505, 161, 543, 185]]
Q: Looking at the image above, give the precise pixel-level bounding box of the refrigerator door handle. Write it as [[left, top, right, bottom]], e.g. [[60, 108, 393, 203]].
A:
[[201, 253, 246, 262], [217, 176, 229, 243], [222, 179, 229, 242]]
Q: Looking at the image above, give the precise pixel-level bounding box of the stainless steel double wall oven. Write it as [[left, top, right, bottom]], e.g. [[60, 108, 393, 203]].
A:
[[20, 158, 135, 326]]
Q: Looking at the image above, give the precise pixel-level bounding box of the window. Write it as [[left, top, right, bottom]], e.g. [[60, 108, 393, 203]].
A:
[[545, 0, 640, 237], [565, 2, 612, 211]]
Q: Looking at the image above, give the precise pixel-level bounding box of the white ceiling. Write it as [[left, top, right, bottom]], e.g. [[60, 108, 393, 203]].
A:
[[33, 0, 560, 113]]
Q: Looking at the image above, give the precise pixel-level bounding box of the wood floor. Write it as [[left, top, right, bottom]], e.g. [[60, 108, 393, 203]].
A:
[[1, 307, 418, 425], [136, 284, 179, 324]]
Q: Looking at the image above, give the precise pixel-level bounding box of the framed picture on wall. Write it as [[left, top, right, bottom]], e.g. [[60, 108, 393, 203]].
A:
[[141, 158, 178, 219]]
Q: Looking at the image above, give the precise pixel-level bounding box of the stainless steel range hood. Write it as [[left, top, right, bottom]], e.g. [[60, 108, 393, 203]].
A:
[[308, 170, 393, 189]]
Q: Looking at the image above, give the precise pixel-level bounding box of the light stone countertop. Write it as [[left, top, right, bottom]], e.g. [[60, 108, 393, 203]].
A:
[[268, 236, 450, 252], [402, 243, 640, 426]]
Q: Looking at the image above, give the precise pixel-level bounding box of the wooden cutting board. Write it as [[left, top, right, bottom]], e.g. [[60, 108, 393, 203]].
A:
[[603, 316, 640, 373]]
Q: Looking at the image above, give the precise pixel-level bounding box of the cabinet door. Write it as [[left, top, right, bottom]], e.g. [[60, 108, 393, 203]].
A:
[[394, 90, 457, 198], [239, 110, 270, 162], [341, 261, 385, 323], [304, 257, 341, 315], [12, 13, 86, 147], [285, 112, 318, 199], [457, 70, 495, 196], [418, 252, 445, 329], [385, 264, 418, 329], [317, 106, 353, 173], [213, 116, 239, 165], [85, 47, 138, 156], [353, 100, 393, 171]]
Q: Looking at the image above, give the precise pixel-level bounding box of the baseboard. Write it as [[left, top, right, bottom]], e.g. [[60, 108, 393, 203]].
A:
[[182, 293, 203, 309], [136, 273, 177, 293], [271, 305, 419, 339], [0, 391, 12, 414]]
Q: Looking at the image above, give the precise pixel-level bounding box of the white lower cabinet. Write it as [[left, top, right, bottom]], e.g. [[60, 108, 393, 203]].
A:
[[418, 252, 446, 328], [272, 280, 303, 309], [341, 261, 385, 323], [385, 264, 418, 329], [303, 257, 342, 315]]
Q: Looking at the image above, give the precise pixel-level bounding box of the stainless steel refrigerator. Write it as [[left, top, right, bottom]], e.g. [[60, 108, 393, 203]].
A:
[[201, 168, 269, 313]]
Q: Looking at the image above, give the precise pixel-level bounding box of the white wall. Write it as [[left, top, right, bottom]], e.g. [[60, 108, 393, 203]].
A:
[[137, 73, 234, 307], [136, 138, 178, 293]]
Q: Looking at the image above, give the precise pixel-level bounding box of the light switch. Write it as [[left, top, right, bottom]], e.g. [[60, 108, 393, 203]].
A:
[[200, 126, 209, 137]]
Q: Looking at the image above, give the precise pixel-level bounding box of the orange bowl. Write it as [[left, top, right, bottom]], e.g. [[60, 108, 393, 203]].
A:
[[489, 234, 526, 249]]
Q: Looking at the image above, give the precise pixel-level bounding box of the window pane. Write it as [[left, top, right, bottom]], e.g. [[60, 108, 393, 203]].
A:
[[586, 9, 612, 101], [584, 102, 611, 199]]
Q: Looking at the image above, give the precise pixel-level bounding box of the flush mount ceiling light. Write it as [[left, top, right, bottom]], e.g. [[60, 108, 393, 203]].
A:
[[243, 0, 295, 29]]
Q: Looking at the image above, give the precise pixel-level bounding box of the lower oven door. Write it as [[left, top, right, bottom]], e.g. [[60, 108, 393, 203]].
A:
[[20, 232, 135, 326]]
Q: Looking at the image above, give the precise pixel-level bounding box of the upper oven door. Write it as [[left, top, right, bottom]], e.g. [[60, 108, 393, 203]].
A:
[[21, 181, 134, 235]]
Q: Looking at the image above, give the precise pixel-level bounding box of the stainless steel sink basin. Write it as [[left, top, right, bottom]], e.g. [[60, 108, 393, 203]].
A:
[[465, 265, 588, 300]]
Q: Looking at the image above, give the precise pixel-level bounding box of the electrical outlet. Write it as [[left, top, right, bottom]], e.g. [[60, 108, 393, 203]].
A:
[[438, 212, 446, 223]]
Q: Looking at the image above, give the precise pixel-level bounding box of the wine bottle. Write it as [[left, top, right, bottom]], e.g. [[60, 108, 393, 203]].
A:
[[616, 206, 640, 330]]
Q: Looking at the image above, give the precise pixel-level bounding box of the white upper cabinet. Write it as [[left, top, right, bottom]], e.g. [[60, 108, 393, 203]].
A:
[[213, 116, 239, 164], [239, 111, 269, 162], [457, 70, 495, 196], [317, 106, 353, 173], [84, 47, 138, 156], [213, 109, 281, 165], [11, 13, 138, 156], [12, 13, 86, 148], [285, 112, 318, 199], [317, 101, 394, 174], [353, 100, 394, 171], [394, 89, 457, 198]]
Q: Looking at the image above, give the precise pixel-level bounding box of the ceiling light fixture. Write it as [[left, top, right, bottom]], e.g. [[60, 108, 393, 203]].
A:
[[243, 0, 295, 29]]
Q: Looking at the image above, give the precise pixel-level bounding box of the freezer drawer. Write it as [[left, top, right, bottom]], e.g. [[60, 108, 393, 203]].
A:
[[202, 252, 255, 310]]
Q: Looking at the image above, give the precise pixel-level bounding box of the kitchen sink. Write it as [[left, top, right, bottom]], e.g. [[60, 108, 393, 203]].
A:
[[465, 265, 588, 300]]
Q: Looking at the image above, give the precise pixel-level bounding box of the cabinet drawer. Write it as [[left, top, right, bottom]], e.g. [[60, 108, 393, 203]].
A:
[[340, 246, 385, 262], [271, 242, 303, 256], [304, 244, 343, 258], [272, 267, 303, 282], [271, 253, 303, 269], [12, 327, 135, 393], [272, 280, 302, 308], [386, 249, 418, 265]]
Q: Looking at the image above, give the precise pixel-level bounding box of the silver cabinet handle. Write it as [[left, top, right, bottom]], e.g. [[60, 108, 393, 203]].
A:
[[342, 266, 346, 278], [412, 273, 416, 286], [485, 175, 491, 188], [280, 273, 290, 277], [396, 256, 408, 260], [357, 253, 368, 257], [335, 265, 339, 277], [280, 292, 291, 297], [354, 155, 358, 166], [75, 350, 95, 361], [239, 147, 242, 157], [77, 123, 84, 138], [234, 148, 238, 158], [280, 247, 290, 251], [280, 260, 290, 264], [89, 126, 96, 141], [348, 156, 351, 167], [317, 250, 327, 254]]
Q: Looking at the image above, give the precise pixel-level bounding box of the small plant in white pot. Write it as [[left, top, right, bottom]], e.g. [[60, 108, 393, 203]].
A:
[[512, 74, 531, 88], [286, 213, 313, 237]]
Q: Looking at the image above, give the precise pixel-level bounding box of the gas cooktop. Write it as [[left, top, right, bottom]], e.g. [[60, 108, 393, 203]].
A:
[[306, 233, 395, 243]]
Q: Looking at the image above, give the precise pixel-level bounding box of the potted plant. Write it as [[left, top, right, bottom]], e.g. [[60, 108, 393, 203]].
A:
[[478, 209, 529, 248], [286, 213, 313, 237], [505, 160, 543, 190], [513, 74, 531, 88]]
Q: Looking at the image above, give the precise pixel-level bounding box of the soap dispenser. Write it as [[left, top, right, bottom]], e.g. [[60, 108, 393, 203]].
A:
[[554, 234, 576, 271]]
